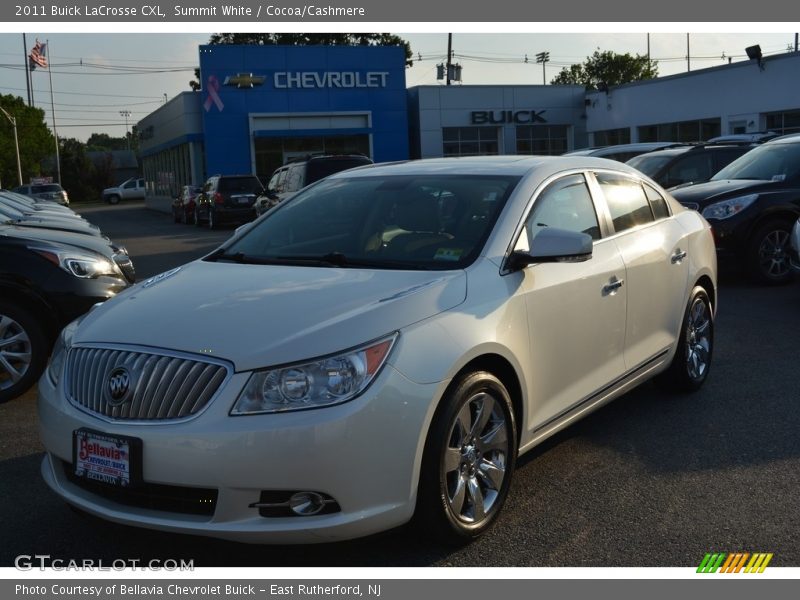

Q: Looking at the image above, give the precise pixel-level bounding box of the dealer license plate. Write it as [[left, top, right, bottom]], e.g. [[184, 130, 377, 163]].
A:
[[72, 429, 141, 487]]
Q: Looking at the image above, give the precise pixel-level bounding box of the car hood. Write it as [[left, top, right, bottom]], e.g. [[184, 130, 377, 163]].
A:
[[669, 179, 775, 207], [6, 216, 101, 237], [0, 224, 115, 258], [74, 260, 468, 371]]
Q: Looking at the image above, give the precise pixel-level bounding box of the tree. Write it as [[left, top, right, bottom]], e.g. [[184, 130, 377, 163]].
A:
[[551, 50, 658, 90], [0, 94, 54, 188], [189, 33, 413, 90], [58, 138, 96, 201]]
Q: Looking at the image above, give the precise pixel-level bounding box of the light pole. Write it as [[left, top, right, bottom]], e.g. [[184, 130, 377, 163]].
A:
[[536, 51, 550, 85], [0, 106, 23, 187], [120, 109, 131, 149]]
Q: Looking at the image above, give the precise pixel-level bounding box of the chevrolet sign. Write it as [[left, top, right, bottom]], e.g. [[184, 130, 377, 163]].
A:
[[274, 71, 389, 89]]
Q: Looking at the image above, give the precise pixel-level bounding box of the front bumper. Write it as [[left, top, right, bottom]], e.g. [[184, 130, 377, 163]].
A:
[[38, 362, 443, 544]]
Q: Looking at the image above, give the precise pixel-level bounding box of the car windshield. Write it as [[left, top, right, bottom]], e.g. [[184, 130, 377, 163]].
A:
[[306, 158, 372, 184], [215, 174, 520, 270], [626, 154, 675, 176], [712, 142, 800, 182], [218, 177, 263, 194], [31, 184, 63, 193]]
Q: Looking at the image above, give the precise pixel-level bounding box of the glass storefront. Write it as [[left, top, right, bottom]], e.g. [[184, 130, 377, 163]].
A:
[[638, 118, 720, 143], [254, 134, 371, 179], [442, 127, 499, 156], [516, 125, 570, 155]]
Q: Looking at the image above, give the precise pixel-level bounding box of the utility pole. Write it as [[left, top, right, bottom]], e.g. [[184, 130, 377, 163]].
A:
[[120, 109, 132, 149], [446, 33, 453, 86], [647, 33, 650, 62], [46, 39, 60, 184], [687, 33, 691, 72], [795, 33, 798, 52], [0, 106, 24, 187], [536, 52, 550, 85]]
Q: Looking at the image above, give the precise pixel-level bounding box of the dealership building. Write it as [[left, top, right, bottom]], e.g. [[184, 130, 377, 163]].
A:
[[138, 45, 800, 209]]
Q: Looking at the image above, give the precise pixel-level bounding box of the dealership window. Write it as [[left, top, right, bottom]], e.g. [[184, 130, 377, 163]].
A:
[[254, 134, 370, 179], [442, 127, 499, 157], [765, 110, 800, 136], [592, 128, 631, 146], [638, 118, 721, 143], [516, 125, 569, 156]]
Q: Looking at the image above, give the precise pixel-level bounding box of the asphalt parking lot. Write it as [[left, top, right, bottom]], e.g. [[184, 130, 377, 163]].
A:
[[2, 201, 799, 567]]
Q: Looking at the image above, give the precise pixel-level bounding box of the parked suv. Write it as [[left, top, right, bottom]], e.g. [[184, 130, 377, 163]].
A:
[[102, 178, 145, 204], [13, 183, 69, 206], [0, 225, 133, 402], [256, 154, 373, 215], [195, 175, 264, 229], [627, 143, 757, 189], [563, 142, 681, 163], [670, 134, 800, 284]]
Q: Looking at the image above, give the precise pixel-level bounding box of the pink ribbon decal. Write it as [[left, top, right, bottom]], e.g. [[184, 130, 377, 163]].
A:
[[204, 75, 224, 112]]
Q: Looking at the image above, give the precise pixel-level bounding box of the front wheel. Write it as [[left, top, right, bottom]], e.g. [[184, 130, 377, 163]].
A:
[[415, 372, 517, 543], [747, 219, 794, 285], [657, 286, 713, 393], [108, 195, 120, 205], [0, 302, 48, 404]]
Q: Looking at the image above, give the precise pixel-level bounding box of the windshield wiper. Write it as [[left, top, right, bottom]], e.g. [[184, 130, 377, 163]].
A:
[[276, 252, 431, 270]]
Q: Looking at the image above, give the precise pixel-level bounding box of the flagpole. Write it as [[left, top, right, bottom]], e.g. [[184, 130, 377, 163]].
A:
[[22, 34, 32, 106], [46, 39, 61, 184]]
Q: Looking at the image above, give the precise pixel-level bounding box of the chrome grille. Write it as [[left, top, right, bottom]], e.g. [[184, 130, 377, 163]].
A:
[[66, 347, 229, 421]]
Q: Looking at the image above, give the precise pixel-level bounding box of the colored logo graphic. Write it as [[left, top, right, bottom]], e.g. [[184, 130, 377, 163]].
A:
[[223, 73, 266, 88], [697, 552, 773, 573]]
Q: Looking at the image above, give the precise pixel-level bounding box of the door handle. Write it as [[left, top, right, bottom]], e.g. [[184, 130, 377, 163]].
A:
[[602, 277, 624, 296], [671, 249, 688, 264]]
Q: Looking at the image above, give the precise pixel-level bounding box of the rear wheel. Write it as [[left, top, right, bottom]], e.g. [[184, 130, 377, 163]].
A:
[[108, 194, 120, 205], [0, 302, 48, 404], [657, 286, 713, 392], [415, 371, 517, 543], [747, 219, 794, 285]]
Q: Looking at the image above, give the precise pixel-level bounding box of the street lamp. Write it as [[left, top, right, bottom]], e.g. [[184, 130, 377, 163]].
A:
[[536, 51, 550, 85], [120, 109, 132, 149], [0, 106, 23, 187]]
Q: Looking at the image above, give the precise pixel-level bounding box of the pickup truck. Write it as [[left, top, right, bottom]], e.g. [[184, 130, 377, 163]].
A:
[[102, 178, 145, 204]]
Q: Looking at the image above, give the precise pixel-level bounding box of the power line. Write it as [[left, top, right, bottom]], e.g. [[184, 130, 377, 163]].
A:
[[0, 85, 165, 99]]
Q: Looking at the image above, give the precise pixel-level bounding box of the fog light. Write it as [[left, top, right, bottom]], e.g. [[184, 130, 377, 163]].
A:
[[289, 492, 327, 516]]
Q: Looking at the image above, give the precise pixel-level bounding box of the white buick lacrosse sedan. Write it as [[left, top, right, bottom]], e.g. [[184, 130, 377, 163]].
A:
[[39, 156, 717, 543]]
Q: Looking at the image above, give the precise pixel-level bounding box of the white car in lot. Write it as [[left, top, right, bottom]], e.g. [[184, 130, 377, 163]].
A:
[[39, 156, 717, 543]]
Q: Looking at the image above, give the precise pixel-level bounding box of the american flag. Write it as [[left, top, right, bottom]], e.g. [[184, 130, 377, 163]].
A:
[[29, 39, 48, 69]]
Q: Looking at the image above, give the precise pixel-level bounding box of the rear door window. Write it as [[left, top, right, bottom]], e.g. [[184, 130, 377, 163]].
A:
[[595, 172, 655, 234]]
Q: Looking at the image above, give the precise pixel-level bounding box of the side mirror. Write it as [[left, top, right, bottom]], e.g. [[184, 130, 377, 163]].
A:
[[507, 227, 593, 271]]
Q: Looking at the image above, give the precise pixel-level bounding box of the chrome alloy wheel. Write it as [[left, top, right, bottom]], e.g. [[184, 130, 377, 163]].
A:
[[685, 297, 712, 380], [443, 392, 509, 524], [757, 229, 790, 279], [0, 314, 32, 391]]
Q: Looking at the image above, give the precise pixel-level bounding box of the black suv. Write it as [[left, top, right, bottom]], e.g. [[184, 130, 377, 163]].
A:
[[626, 143, 756, 189], [0, 226, 134, 402], [670, 134, 800, 284], [195, 174, 264, 229], [256, 154, 373, 215]]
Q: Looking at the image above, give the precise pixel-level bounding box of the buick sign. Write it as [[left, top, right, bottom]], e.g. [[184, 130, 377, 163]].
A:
[[471, 110, 547, 125]]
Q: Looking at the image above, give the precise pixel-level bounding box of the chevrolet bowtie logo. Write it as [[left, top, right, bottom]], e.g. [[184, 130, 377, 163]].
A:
[[223, 73, 266, 88]]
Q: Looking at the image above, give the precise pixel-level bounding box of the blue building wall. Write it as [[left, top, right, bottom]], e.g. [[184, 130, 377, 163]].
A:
[[198, 44, 409, 175]]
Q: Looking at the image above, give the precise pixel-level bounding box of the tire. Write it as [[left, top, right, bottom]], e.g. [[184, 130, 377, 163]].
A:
[[108, 195, 120, 205], [0, 302, 49, 404], [415, 371, 517, 543], [747, 218, 794, 285], [656, 286, 713, 393]]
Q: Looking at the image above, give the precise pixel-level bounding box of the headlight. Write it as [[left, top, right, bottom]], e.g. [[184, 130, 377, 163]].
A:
[[47, 319, 79, 386], [30, 245, 122, 279], [701, 194, 758, 220], [231, 334, 397, 415]]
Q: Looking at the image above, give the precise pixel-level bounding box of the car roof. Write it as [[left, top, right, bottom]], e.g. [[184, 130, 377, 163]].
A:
[[565, 142, 681, 157], [326, 155, 647, 179], [767, 132, 800, 144]]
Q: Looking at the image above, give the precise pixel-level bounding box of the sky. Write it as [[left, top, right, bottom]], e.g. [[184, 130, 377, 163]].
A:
[[1, 31, 798, 142]]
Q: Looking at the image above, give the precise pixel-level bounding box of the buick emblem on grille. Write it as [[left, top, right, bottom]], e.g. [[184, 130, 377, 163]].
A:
[[106, 367, 133, 406]]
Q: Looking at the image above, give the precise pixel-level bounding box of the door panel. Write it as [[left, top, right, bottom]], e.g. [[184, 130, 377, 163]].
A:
[[613, 219, 689, 369], [521, 239, 627, 429]]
